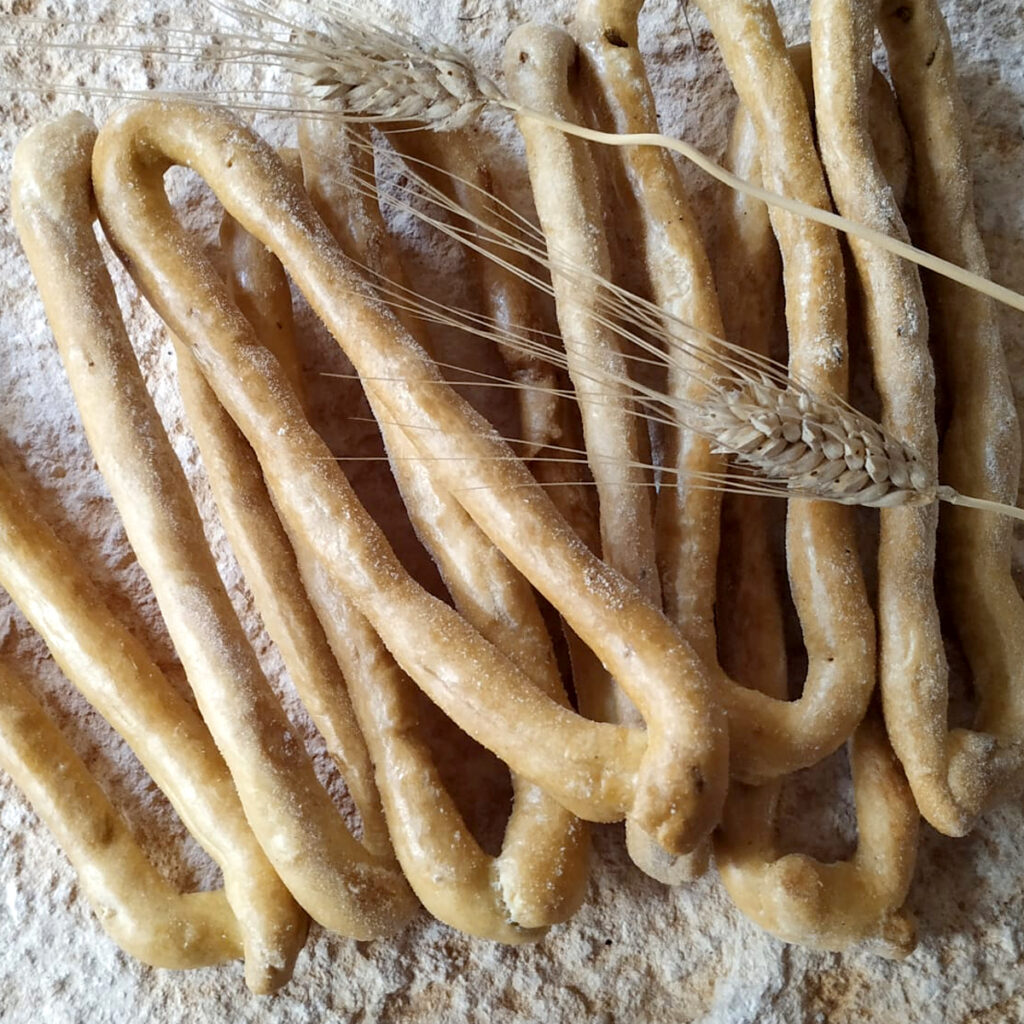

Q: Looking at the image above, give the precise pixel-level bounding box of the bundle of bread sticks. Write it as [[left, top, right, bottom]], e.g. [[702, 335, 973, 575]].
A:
[[2, 0, 1023, 1003]]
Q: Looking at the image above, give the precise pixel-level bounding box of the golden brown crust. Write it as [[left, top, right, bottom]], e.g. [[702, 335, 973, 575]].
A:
[[173, 203, 393, 860], [0, 458, 306, 991], [573, 0, 729, 882], [712, 8, 921, 953], [716, 714, 919, 958]]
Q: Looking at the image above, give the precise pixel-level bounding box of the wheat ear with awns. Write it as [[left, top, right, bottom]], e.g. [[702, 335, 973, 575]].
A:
[[239, 0, 1024, 318]]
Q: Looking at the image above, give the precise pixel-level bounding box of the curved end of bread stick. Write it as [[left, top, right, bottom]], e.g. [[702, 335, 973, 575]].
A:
[[504, 23, 579, 109], [717, 716, 918, 957], [632, 700, 729, 856], [12, 111, 98, 252]]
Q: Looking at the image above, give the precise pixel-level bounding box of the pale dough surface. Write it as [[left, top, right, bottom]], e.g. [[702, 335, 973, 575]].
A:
[[1, 0, 1024, 1021]]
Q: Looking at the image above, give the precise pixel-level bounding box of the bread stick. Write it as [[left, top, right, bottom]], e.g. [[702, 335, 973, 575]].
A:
[[0, 657, 243, 972], [0, 451, 307, 991], [693, 0, 876, 783], [878, 0, 1024, 833]]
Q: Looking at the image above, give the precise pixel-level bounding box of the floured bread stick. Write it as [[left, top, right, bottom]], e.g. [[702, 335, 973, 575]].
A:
[[575, 0, 725, 667], [504, 29, 661, 709], [296, 547, 587, 942], [0, 657, 242, 972], [878, 0, 1024, 834], [713, 20, 921, 955], [171, 156, 392, 859], [708, 31, 914, 737], [11, 112, 417, 938], [574, 3, 877, 786], [300, 117, 589, 934], [812, 0, 936, 857], [693, 0, 876, 784], [0, 459, 304, 992], [177, 117, 586, 939], [92, 100, 728, 857], [573, 0, 728, 882]]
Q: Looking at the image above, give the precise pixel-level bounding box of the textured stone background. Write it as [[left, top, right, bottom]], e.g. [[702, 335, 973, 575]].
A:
[[1, 1, 1023, 1021]]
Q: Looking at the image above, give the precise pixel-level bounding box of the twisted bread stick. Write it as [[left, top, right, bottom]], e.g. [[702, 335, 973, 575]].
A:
[[575, 0, 725, 667], [811, 0, 934, 874], [11, 111, 416, 938], [91, 100, 727, 856], [505, 18, 701, 883], [378, 122, 614, 761], [0, 456, 306, 989], [573, 0, 727, 882], [9, 117, 312, 992], [692, 0, 876, 784], [714, 23, 920, 955]]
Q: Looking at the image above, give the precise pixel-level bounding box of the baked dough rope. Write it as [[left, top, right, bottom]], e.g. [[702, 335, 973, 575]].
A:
[[0, 456, 308, 988], [5, 117, 313, 994], [174, 149, 394, 864], [368, 122, 613, 786], [705, 6, 921, 954], [89, 99, 728, 860], [294, 115, 590, 940], [486, 5, 875, 897], [568, 0, 784, 885], [14, 105, 587, 950], [877, 0, 1024, 836], [504, 22, 690, 884], [11, 112, 420, 951], [0, 654, 243, 972]]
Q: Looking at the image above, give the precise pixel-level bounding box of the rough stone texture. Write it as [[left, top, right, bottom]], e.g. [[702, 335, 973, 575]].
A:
[[1, 1, 1023, 1021]]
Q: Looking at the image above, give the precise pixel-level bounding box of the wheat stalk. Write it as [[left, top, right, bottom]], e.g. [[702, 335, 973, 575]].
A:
[[213, 0, 1024, 317], [214, 1, 504, 131], [695, 377, 938, 508]]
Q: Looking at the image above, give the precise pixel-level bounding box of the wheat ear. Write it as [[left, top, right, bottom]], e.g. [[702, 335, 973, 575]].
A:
[[217, 0, 1024, 316], [310, 129, 1023, 521]]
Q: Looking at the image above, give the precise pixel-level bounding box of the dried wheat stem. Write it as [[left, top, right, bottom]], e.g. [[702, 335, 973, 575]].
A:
[[243, 0, 1024, 316]]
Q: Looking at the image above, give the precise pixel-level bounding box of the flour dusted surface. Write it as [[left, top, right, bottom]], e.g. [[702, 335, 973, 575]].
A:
[[2, 0, 1024, 1021]]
